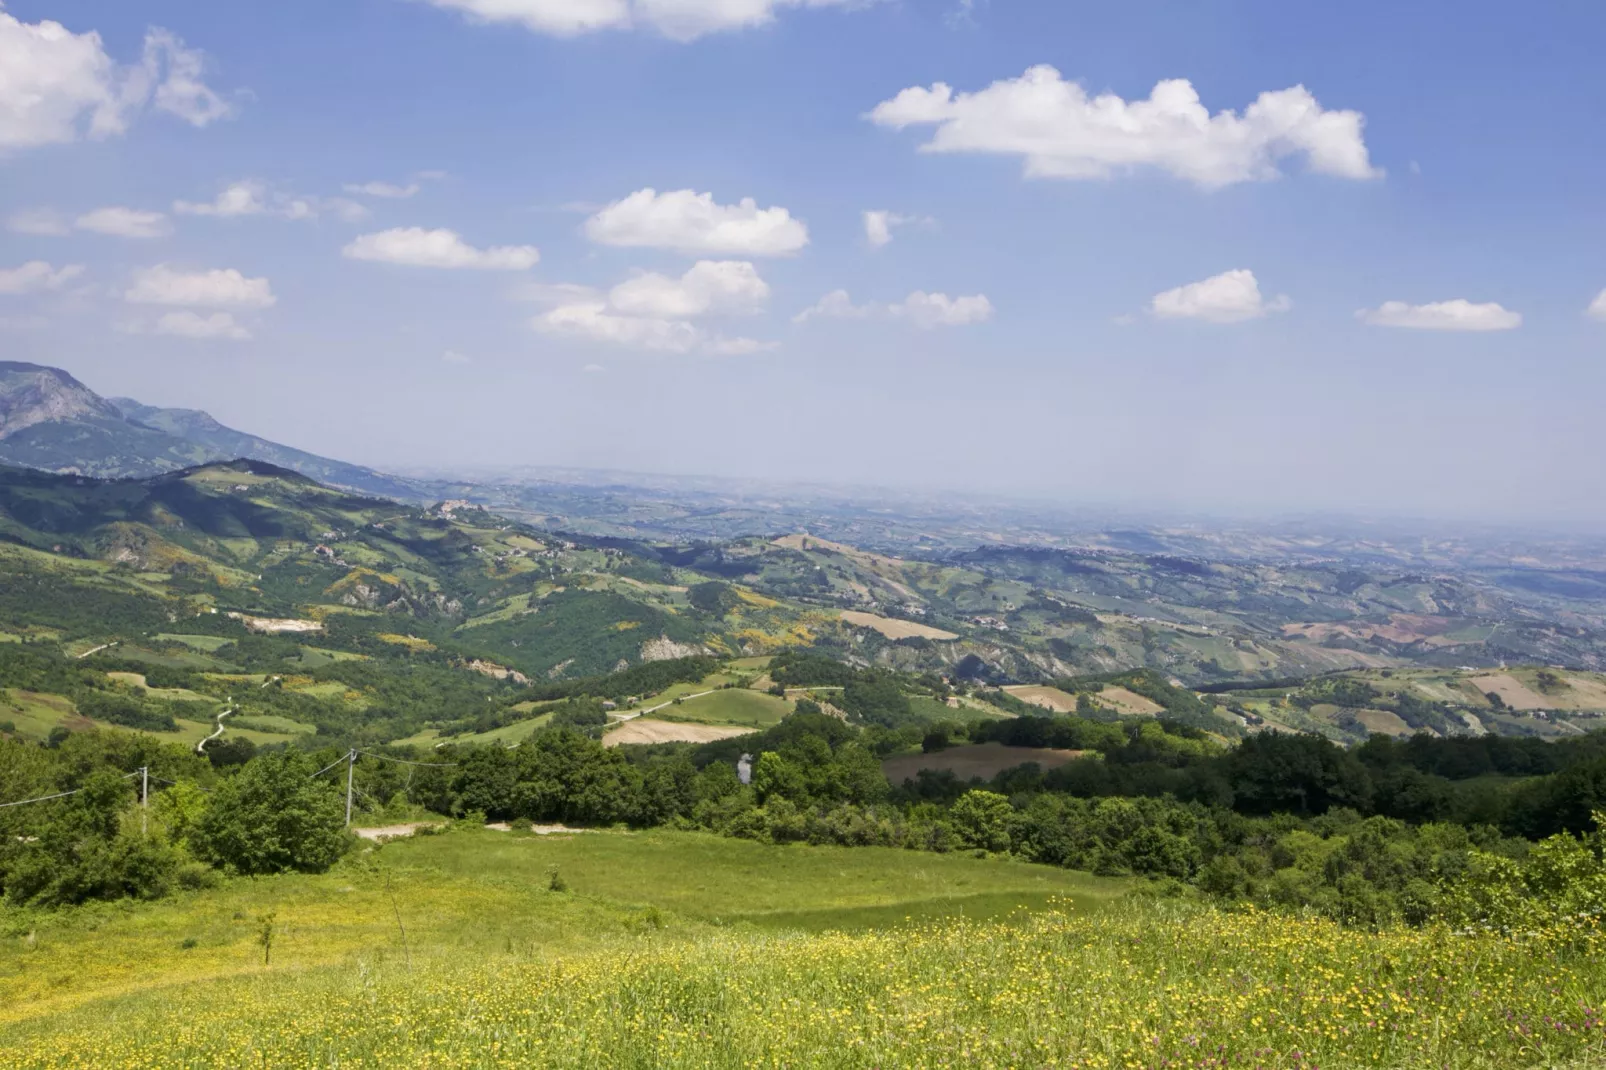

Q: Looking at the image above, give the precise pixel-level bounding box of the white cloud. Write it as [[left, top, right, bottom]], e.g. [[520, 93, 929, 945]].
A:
[[582, 362, 605, 373], [893, 290, 993, 328], [586, 188, 807, 256], [608, 260, 768, 318], [344, 180, 421, 199], [1356, 299, 1521, 332], [124, 265, 276, 308], [0, 14, 233, 151], [442, 349, 471, 364], [343, 227, 539, 270], [173, 181, 267, 217], [1148, 269, 1290, 324], [74, 206, 171, 238], [139, 29, 234, 127], [173, 181, 365, 222], [793, 289, 875, 323], [868, 66, 1379, 189], [414, 0, 862, 42], [794, 288, 992, 328], [862, 209, 932, 248], [534, 261, 773, 354], [7, 208, 69, 235], [1587, 290, 1606, 322], [0, 261, 85, 294], [153, 310, 249, 340]]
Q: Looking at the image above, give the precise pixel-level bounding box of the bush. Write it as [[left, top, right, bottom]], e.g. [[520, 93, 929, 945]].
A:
[[191, 752, 350, 875]]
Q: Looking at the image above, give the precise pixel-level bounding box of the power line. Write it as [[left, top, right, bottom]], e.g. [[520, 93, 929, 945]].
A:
[[0, 771, 140, 810], [356, 750, 457, 768]]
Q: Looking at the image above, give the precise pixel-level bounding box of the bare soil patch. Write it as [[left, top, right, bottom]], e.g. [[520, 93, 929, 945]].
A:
[[882, 742, 1088, 785], [1354, 708, 1413, 736], [1472, 674, 1550, 711], [604, 718, 757, 747], [1005, 685, 1080, 714], [352, 822, 445, 842], [1098, 687, 1165, 716], [838, 610, 957, 642]]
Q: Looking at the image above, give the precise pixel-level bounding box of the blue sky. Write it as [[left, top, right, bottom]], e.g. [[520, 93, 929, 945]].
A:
[[3, 0, 1605, 525]]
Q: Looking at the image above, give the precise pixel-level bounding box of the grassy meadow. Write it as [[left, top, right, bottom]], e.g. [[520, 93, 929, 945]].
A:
[[4, 827, 1606, 1068]]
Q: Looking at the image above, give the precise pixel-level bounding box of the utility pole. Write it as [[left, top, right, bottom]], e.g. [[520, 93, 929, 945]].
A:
[[140, 766, 149, 836], [345, 749, 356, 828]]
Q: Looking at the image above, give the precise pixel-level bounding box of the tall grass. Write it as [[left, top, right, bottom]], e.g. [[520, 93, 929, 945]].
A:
[[7, 901, 1606, 1068]]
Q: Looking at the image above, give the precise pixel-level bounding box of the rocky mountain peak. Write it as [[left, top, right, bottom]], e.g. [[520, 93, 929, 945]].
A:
[[0, 362, 122, 441]]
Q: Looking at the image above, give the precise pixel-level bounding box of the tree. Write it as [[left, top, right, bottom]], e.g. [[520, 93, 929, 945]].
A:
[[191, 752, 349, 875], [951, 789, 1014, 853], [751, 752, 804, 805]]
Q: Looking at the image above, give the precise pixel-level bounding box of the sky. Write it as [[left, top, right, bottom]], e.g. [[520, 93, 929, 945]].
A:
[[2, 0, 1605, 527]]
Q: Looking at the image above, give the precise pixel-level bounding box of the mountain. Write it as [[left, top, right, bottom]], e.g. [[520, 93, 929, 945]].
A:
[[106, 396, 420, 500], [0, 361, 417, 499], [0, 362, 216, 478]]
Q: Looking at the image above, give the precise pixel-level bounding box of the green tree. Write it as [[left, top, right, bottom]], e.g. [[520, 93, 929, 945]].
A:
[[191, 752, 349, 875], [951, 789, 1014, 853]]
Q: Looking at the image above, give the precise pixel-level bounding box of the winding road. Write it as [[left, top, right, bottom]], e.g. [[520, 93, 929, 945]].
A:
[[196, 704, 236, 755]]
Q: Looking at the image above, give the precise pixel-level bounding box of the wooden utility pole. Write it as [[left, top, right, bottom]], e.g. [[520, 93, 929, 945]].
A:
[[344, 749, 356, 827], [140, 766, 148, 836]]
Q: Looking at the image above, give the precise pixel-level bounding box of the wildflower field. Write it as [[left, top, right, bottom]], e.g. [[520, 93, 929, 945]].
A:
[[4, 829, 1606, 1068]]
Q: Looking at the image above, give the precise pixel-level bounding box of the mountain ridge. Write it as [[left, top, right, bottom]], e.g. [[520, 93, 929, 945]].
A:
[[0, 361, 418, 498]]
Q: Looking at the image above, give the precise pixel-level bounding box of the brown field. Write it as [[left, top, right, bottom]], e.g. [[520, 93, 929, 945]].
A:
[[1472, 674, 1551, 711], [1098, 686, 1165, 716], [603, 718, 757, 747], [1282, 614, 1458, 648], [1354, 708, 1413, 736], [1469, 672, 1606, 712], [881, 742, 1088, 785], [1004, 685, 1080, 713], [838, 610, 957, 642]]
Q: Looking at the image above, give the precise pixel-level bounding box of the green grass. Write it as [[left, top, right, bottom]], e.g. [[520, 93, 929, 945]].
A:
[[228, 714, 317, 735], [0, 689, 78, 739], [654, 687, 792, 727], [0, 827, 1121, 1028], [152, 633, 233, 652], [4, 829, 1605, 1068], [452, 712, 555, 746]]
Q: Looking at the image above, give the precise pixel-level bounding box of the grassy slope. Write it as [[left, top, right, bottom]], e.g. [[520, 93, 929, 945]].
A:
[[0, 828, 1121, 1026], [4, 830, 1606, 1069]]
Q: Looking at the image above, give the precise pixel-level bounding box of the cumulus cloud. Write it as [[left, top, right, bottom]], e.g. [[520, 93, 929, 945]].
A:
[[793, 288, 992, 328], [862, 210, 932, 248], [7, 209, 69, 236], [608, 260, 769, 319], [867, 66, 1378, 189], [586, 188, 807, 256], [173, 181, 267, 217], [534, 261, 774, 355], [1356, 299, 1521, 331], [0, 261, 85, 294], [343, 227, 539, 270], [1148, 269, 1290, 324], [124, 265, 276, 308], [153, 310, 249, 340], [414, 0, 862, 42], [74, 206, 171, 238], [0, 13, 234, 151], [1587, 290, 1606, 322]]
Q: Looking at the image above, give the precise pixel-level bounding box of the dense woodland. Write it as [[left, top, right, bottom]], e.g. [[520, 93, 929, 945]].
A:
[[5, 641, 1606, 935]]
